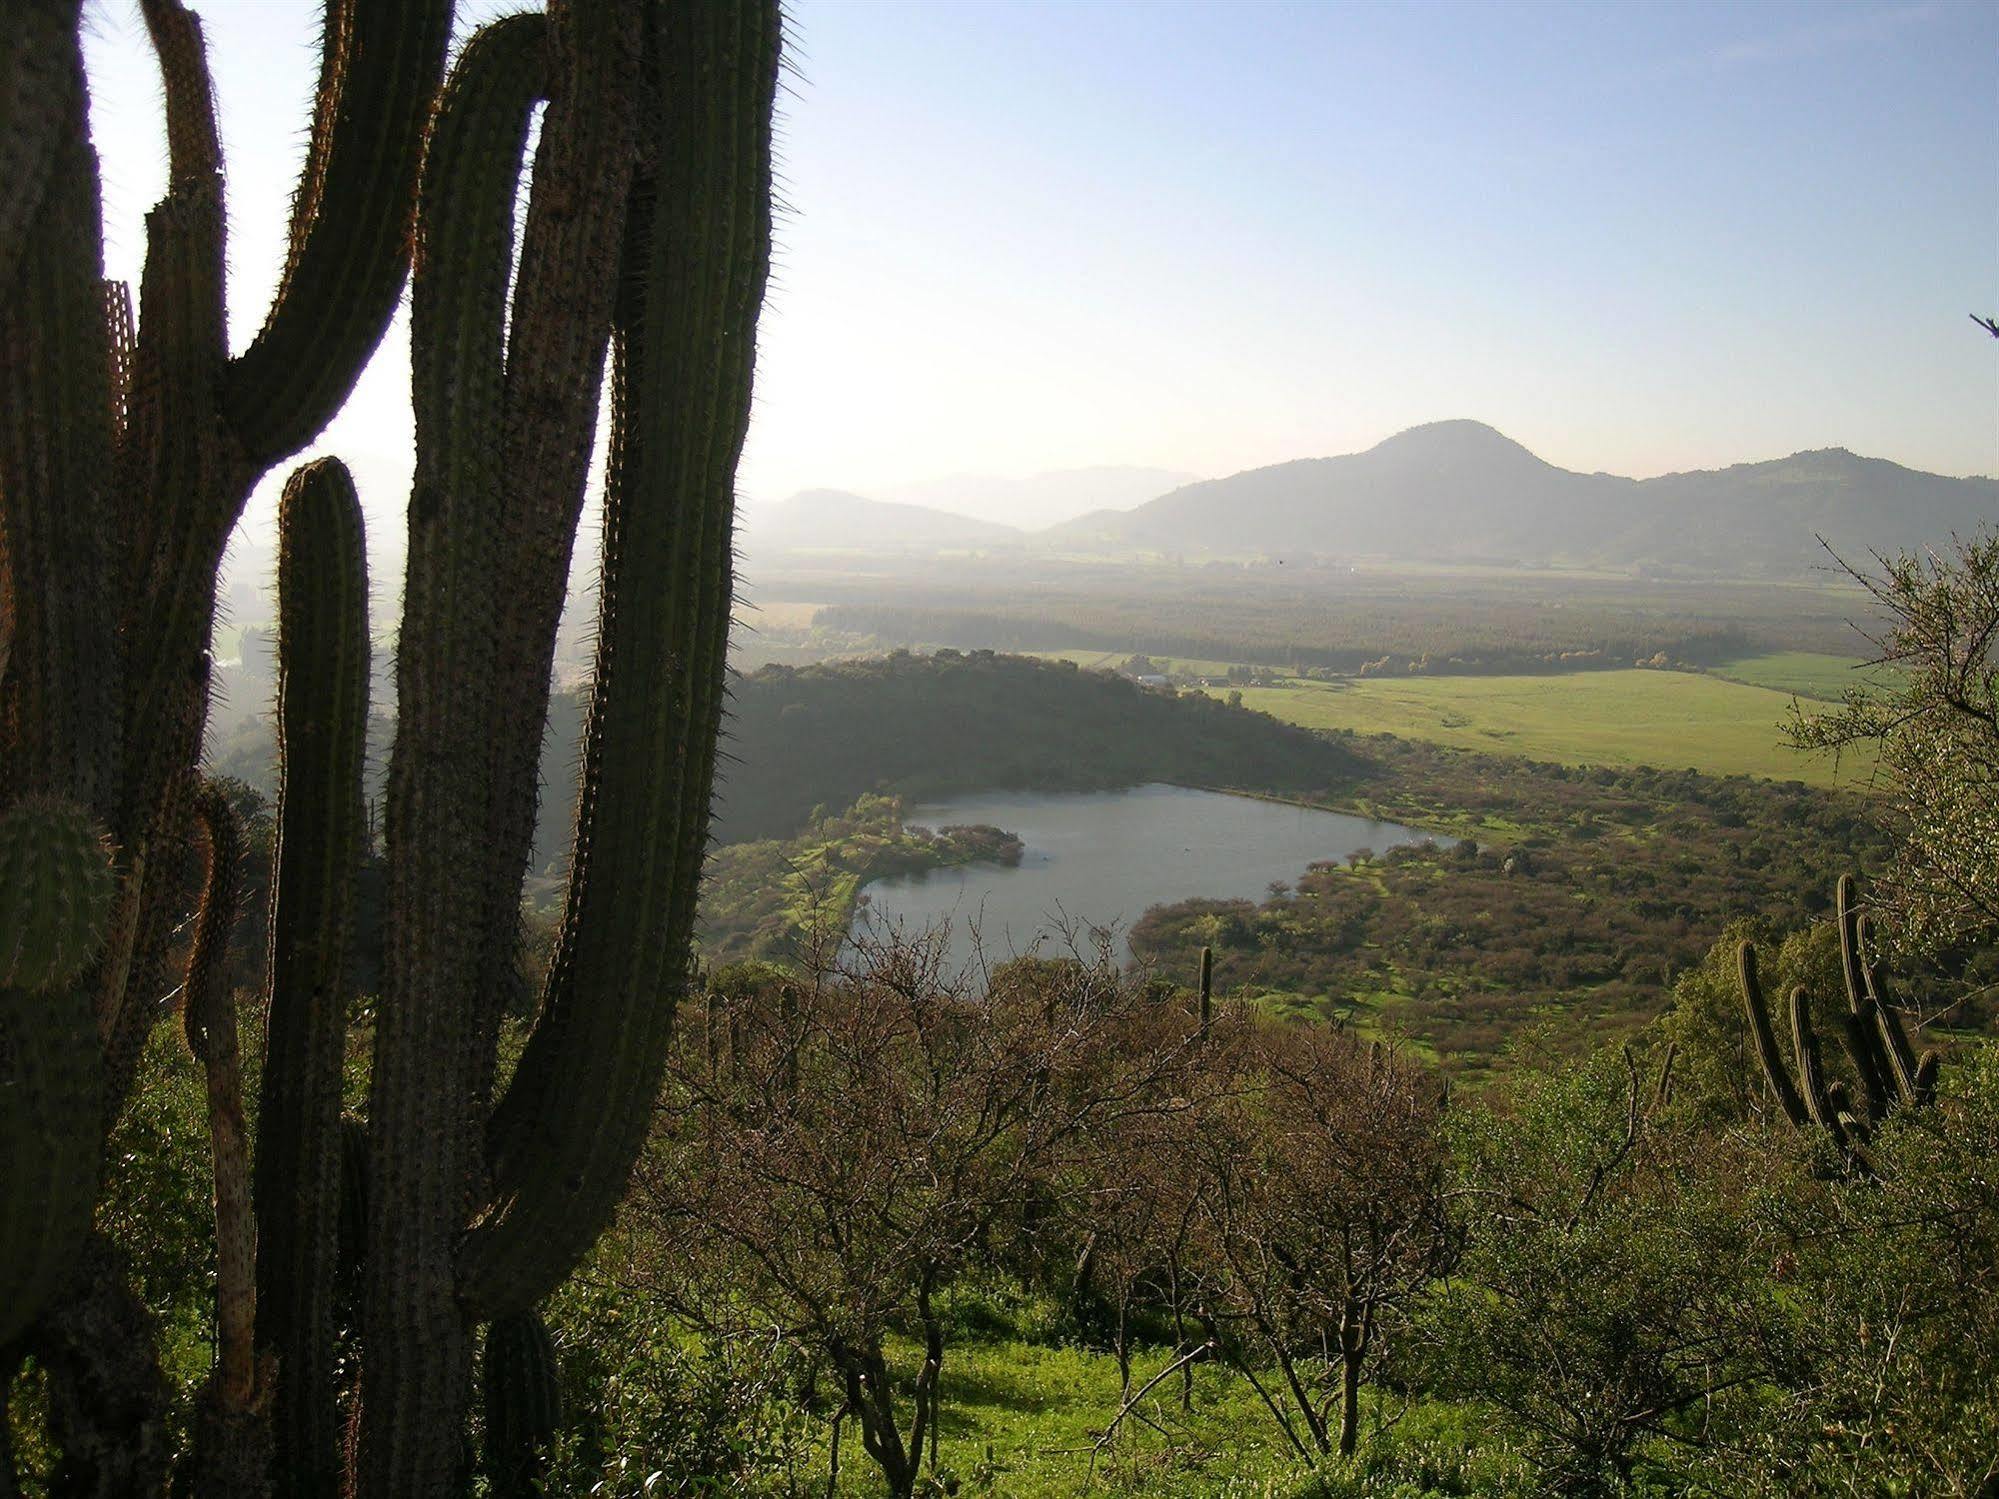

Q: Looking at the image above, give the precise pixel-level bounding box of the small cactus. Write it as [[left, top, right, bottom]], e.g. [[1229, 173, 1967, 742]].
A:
[[0, 793, 116, 991]]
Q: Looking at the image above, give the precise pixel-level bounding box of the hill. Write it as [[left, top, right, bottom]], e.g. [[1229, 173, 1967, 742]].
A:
[[711, 651, 1368, 842], [1045, 420, 1997, 574], [743, 488, 1023, 553], [877, 465, 1197, 529]]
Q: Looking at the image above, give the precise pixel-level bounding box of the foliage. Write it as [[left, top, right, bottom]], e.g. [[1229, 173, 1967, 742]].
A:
[[712, 650, 1367, 841], [1789, 530, 1999, 952], [697, 794, 1023, 962], [1427, 1044, 1797, 1495], [1133, 742, 1895, 1068], [629, 942, 1194, 1496], [1430, 1032, 1999, 1497]]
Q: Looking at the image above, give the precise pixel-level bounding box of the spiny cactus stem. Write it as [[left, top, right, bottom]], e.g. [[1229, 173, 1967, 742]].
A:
[[462, 0, 781, 1320], [1855, 913, 1922, 1103], [224, 0, 452, 466], [1787, 985, 1839, 1140], [186, 783, 258, 1414], [1736, 941, 1807, 1128], [1835, 878, 1899, 1109], [467, 0, 642, 1120], [257, 457, 370, 1495], [0, 14, 115, 808], [136, 0, 222, 184], [362, 17, 550, 1489], [1198, 945, 1214, 1039]]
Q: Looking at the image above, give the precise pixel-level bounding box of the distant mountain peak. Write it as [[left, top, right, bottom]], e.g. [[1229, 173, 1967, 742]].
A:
[[1365, 419, 1547, 466]]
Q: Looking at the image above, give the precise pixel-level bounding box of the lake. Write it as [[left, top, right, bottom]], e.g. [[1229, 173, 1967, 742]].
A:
[[851, 783, 1432, 976]]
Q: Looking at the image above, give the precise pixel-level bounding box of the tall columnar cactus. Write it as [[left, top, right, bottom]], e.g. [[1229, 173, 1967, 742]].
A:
[[2, 0, 778, 1491], [2, 0, 448, 1361], [361, 5, 777, 1482]]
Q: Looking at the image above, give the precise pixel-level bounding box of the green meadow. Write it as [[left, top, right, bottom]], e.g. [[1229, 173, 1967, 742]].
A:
[[1209, 668, 1872, 788], [1708, 649, 1893, 701]]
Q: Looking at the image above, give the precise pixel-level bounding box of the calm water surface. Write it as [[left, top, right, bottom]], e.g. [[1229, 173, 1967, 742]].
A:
[[851, 783, 1430, 975]]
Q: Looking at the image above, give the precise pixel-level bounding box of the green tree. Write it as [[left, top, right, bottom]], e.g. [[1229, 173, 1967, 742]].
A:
[[1789, 532, 1999, 954]]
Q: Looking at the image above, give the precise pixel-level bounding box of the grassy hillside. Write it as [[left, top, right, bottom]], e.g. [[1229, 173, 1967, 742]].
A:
[[1207, 669, 1873, 788]]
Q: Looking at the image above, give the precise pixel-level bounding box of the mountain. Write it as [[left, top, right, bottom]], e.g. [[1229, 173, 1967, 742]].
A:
[[1045, 421, 1998, 575], [876, 465, 1198, 530], [744, 488, 1023, 553]]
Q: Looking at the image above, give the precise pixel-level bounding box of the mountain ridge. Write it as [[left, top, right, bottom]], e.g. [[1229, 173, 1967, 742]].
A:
[[1042, 421, 1998, 574], [748, 423, 1997, 576]]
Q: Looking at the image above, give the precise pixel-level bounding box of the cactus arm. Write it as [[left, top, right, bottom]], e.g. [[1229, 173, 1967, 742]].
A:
[[1834, 875, 1899, 1112], [0, 2, 83, 291], [461, 0, 780, 1321], [1786, 985, 1841, 1142], [223, 0, 452, 468], [1198, 945, 1214, 1037], [183, 786, 253, 1403], [1834, 1010, 1890, 1122], [137, 0, 222, 183], [1856, 913, 1922, 1103], [1736, 941, 1807, 1128], [113, 182, 227, 834], [0, 14, 115, 810], [255, 459, 370, 1496], [0, 16, 116, 1345], [360, 18, 548, 1490], [465, 0, 642, 1116], [1912, 1051, 1939, 1106]]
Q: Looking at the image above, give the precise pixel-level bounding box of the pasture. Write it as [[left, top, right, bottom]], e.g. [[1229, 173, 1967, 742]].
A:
[[1211, 669, 1876, 789]]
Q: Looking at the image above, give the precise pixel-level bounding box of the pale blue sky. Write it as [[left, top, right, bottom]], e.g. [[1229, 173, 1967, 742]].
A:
[[80, 0, 1998, 546]]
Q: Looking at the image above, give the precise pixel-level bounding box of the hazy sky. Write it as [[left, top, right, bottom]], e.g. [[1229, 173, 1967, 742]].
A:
[[80, 0, 1998, 548]]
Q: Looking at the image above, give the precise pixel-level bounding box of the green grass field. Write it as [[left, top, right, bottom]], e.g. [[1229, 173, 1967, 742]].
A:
[[1212, 670, 1873, 789], [1709, 650, 1892, 701], [826, 1337, 1302, 1495]]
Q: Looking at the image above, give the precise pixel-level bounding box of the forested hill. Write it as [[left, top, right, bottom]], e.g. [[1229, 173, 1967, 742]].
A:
[[1048, 420, 1998, 574], [710, 651, 1367, 842]]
